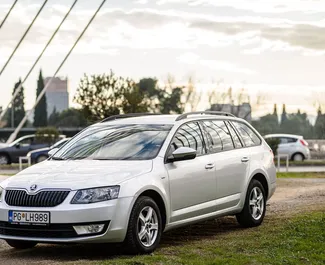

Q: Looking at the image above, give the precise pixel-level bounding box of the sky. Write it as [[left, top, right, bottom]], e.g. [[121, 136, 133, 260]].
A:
[[0, 0, 324, 120]]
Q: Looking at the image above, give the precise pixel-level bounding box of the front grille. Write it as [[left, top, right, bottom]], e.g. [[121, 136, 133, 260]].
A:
[[0, 221, 110, 239], [5, 190, 70, 207]]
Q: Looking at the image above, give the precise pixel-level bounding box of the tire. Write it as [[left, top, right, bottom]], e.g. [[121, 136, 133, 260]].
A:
[[236, 179, 266, 227], [124, 196, 162, 254], [0, 154, 9, 165], [36, 155, 48, 163], [6, 240, 37, 249], [292, 153, 304, 162]]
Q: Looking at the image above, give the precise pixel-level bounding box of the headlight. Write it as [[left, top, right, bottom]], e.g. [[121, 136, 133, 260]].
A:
[[0, 187, 3, 202], [71, 186, 120, 204]]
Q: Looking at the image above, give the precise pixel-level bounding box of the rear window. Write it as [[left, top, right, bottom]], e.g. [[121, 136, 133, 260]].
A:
[[232, 122, 261, 147]]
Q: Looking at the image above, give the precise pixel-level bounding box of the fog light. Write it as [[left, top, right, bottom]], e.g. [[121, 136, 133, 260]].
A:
[[73, 224, 105, 235]]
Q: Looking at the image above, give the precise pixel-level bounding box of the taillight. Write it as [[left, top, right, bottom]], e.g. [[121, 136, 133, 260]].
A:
[[300, 139, 308, 146]]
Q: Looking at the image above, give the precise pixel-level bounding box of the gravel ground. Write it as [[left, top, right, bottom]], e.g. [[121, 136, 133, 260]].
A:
[[0, 178, 325, 265]]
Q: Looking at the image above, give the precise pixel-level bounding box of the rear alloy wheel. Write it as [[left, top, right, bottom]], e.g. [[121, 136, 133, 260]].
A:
[[236, 179, 266, 227], [36, 155, 48, 163], [6, 240, 37, 249], [124, 196, 162, 254], [0, 154, 9, 165], [293, 153, 304, 162]]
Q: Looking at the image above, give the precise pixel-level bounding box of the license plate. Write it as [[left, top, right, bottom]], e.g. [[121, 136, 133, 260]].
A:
[[8, 211, 50, 225]]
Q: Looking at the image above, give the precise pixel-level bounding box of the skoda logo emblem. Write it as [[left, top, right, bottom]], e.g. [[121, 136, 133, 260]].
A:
[[30, 184, 37, 191]]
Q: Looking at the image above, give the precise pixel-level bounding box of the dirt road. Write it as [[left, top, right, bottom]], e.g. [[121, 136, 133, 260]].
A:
[[0, 178, 325, 265]]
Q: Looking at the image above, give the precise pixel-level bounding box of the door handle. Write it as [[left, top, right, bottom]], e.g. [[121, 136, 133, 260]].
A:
[[241, 157, 250, 163], [205, 163, 215, 169]]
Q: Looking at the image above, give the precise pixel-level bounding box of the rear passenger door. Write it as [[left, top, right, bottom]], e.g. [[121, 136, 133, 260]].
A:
[[201, 120, 249, 209]]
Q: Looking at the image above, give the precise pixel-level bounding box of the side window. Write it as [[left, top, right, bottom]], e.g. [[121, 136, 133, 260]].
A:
[[202, 120, 234, 153], [226, 121, 243, 148], [281, 137, 297, 144], [19, 137, 34, 147], [232, 122, 261, 147], [168, 122, 206, 157]]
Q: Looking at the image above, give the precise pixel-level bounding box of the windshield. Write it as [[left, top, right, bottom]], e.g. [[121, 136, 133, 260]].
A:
[[52, 124, 171, 161]]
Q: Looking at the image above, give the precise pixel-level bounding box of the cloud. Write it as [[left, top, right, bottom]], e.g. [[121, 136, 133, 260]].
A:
[[177, 52, 256, 75], [154, 0, 325, 13], [190, 20, 325, 51], [1, 4, 325, 56]]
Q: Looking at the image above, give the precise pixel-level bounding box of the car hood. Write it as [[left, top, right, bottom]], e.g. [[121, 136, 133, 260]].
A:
[[1, 160, 153, 190]]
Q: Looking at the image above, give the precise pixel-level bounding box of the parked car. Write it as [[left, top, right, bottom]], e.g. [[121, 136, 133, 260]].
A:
[[27, 138, 71, 164], [264, 134, 310, 161], [0, 134, 65, 165], [0, 112, 276, 253]]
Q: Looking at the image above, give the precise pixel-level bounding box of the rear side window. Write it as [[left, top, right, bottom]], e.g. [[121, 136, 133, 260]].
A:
[[168, 122, 206, 157], [232, 122, 261, 147], [202, 120, 234, 153], [226, 121, 243, 148]]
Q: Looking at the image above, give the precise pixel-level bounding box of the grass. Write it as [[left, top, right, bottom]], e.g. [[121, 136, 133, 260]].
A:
[[86, 210, 325, 265], [277, 172, 325, 178]]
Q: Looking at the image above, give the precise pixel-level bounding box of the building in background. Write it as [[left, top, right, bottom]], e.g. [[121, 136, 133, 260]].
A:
[[45, 77, 69, 117], [209, 103, 252, 122]]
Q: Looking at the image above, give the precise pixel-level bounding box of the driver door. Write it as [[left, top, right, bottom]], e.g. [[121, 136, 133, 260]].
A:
[[165, 122, 217, 223]]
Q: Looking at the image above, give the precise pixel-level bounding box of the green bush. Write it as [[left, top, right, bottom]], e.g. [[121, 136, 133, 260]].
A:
[[35, 127, 60, 145]]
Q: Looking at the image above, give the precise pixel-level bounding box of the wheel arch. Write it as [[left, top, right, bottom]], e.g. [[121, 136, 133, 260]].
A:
[[125, 185, 169, 232], [138, 189, 167, 230]]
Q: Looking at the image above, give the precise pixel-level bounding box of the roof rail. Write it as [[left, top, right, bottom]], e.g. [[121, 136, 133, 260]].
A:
[[100, 113, 162, 123], [175, 111, 235, 121]]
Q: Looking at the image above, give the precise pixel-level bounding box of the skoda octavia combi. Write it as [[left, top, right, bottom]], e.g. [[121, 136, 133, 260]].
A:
[[0, 112, 276, 253]]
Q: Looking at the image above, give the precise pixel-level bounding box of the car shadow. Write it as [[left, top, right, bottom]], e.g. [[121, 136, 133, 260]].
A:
[[1, 216, 247, 262]]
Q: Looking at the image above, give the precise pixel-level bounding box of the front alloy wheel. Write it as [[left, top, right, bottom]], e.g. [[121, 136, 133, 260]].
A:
[[137, 206, 159, 247], [124, 196, 162, 254]]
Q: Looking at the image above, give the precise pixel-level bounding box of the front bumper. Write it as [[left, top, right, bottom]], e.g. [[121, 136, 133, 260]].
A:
[[0, 194, 133, 243]]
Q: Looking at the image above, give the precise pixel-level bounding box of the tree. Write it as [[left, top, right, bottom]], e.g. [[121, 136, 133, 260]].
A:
[[74, 71, 125, 121], [314, 108, 325, 139], [122, 82, 149, 114], [280, 104, 287, 125], [49, 108, 88, 127], [48, 107, 60, 126], [34, 70, 47, 127], [183, 76, 202, 111], [7, 78, 25, 127]]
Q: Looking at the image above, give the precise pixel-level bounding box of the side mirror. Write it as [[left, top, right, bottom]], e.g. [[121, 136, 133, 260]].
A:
[[15, 143, 20, 149], [168, 147, 197, 162], [48, 148, 59, 157]]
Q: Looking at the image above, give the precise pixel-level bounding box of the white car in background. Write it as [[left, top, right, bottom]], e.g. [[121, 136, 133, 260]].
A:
[[264, 134, 310, 161]]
